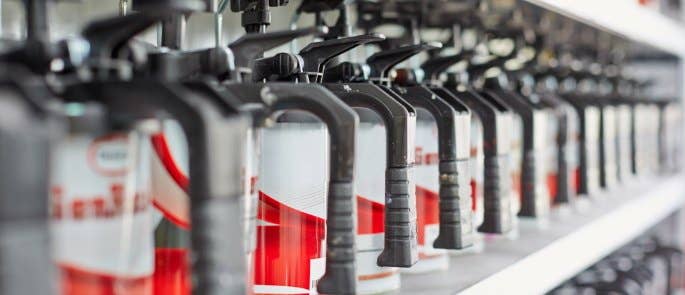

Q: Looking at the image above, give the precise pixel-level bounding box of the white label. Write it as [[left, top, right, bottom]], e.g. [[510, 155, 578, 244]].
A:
[[602, 106, 618, 187], [355, 123, 386, 207], [510, 115, 523, 213], [258, 123, 329, 219], [420, 224, 445, 257], [354, 121, 393, 284], [51, 132, 154, 278], [254, 121, 329, 294], [415, 119, 439, 191], [89, 137, 129, 176], [309, 256, 326, 292], [471, 118, 485, 226]]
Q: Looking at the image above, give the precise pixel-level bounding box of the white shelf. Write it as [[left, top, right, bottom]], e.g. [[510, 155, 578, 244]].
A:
[[523, 0, 685, 56], [397, 175, 685, 295]]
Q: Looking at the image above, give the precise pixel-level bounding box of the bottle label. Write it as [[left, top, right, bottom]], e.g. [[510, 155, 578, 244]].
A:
[[51, 132, 155, 295], [602, 106, 619, 187], [253, 122, 328, 293], [414, 119, 444, 260], [354, 122, 393, 285], [545, 112, 559, 201], [150, 119, 327, 294], [615, 105, 632, 179], [566, 106, 581, 193], [584, 107, 601, 194], [470, 118, 485, 225], [510, 115, 523, 213]]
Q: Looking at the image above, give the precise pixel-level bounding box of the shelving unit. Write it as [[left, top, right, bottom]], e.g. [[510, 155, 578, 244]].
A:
[[398, 175, 685, 295], [32, 2, 685, 295], [523, 0, 685, 56]]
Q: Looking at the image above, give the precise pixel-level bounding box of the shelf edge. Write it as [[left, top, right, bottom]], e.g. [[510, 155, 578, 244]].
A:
[[459, 176, 685, 295]]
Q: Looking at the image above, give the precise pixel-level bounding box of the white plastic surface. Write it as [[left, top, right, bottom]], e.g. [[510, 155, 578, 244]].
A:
[[397, 175, 685, 295]]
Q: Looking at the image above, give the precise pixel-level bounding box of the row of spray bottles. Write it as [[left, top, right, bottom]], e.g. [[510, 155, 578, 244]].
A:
[[0, 0, 681, 294], [552, 235, 683, 294]]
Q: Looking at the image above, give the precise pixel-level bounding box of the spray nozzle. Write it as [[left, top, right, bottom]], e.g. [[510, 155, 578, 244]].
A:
[[421, 49, 476, 82], [228, 26, 327, 80], [298, 33, 384, 78], [81, 12, 171, 62], [366, 42, 442, 85]]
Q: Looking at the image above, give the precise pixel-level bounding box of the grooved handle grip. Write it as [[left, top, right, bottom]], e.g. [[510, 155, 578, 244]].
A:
[[318, 182, 357, 295], [555, 143, 574, 204], [191, 198, 247, 295], [478, 155, 513, 234], [377, 167, 419, 267], [518, 150, 549, 217], [433, 160, 473, 249]]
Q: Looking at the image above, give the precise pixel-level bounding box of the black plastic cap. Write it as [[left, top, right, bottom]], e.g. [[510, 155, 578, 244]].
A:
[[366, 42, 442, 80], [478, 154, 514, 234], [299, 34, 385, 74]]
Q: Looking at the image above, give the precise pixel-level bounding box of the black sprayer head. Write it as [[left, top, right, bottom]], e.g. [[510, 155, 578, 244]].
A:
[[251, 52, 302, 82], [421, 49, 476, 83], [228, 26, 328, 80], [366, 42, 442, 85], [81, 12, 172, 62], [322, 61, 368, 83], [298, 34, 385, 81]]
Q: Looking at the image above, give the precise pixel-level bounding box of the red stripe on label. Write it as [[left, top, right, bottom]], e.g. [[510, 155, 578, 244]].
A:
[[547, 173, 558, 204], [150, 133, 191, 229], [572, 167, 580, 194], [357, 195, 385, 234], [257, 192, 325, 232], [58, 263, 152, 295], [151, 132, 384, 292], [470, 179, 478, 212], [150, 133, 189, 189], [358, 269, 398, 281], [512, 172, 521, 203], [153, 248, 190, 295], [416, 185, 439, 245], [255, 192, 326, 291], [59, 250, 191, 295]]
